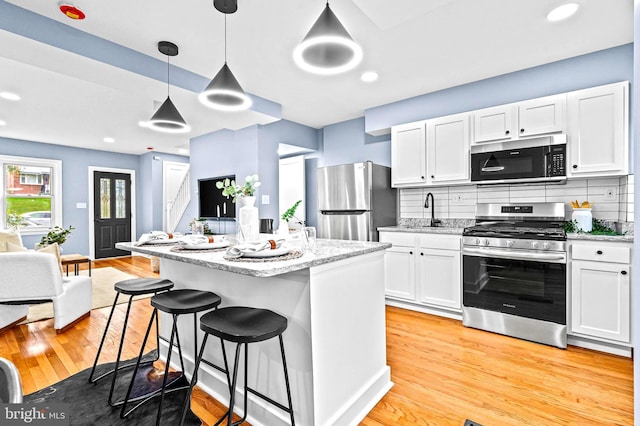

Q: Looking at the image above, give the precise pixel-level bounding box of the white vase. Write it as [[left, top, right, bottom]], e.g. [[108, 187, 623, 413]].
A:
[[572, 208, 592, 232], [238, 196, 259, 242]]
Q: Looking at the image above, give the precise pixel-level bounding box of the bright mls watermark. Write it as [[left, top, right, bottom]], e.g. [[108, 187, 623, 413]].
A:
[[1, 404, 69, 425]]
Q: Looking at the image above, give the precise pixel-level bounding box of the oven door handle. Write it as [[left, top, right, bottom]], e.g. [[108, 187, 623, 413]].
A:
[[462, 247, 566, 264]]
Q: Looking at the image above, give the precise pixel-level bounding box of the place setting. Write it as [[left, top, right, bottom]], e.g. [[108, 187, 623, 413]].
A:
[[223, 238, 304, 262]]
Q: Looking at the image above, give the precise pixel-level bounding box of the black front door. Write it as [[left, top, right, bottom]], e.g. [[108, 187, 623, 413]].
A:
[[94, 171, 131, 258]]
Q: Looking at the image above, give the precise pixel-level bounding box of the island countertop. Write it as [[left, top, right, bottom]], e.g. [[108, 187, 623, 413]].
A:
[[116, 238, 391, 278]]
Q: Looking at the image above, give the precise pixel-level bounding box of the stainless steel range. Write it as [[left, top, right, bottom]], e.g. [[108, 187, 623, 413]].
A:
[[462, 203, 567, 348]]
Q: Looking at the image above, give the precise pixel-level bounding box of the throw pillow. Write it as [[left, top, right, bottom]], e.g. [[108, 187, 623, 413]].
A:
[[0, 229, 23, 252], [36, 243, 64, 275], [5, 242, 27, 252]]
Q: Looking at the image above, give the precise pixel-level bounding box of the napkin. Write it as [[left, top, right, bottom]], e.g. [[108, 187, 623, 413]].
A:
[[135, 231, 180, 246], [226, 239, 285, 258], [179, 235, 226, 246]]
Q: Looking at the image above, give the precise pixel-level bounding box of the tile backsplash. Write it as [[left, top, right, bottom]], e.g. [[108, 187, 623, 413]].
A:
[[399, 175, 634, 223]]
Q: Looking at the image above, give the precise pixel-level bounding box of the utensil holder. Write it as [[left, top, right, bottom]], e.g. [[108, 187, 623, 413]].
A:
[[572, 208, 592, 232]]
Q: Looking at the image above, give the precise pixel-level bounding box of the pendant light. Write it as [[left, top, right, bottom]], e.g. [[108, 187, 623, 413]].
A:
[[148, 41, 191, 133], [199, 3, 252, 112], [293, 1, 363, 75]]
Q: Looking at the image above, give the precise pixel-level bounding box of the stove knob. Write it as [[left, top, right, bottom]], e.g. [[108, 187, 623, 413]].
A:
[[475, 238, 482, 246], [542, 242, 551, 250], [506, 240, 514, 248], [483, 239, 491, 246], [531, 241, 540, 249]]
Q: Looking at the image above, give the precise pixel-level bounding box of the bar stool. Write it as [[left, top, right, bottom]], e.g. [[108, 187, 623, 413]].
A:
[[180, 306, 295, 426], [88, 277, 175, 407], [121, 289, 222, 425]]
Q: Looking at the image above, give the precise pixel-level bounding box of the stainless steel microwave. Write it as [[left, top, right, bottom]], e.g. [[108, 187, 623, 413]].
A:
[[470, 135, 567, 185]]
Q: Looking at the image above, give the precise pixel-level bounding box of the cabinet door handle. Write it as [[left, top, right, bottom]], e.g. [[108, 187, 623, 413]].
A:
[[572, 165, 578, 169], [409, 251, 413, 255], [420, 253, 424, 256], [505, 130, 510, 135], [421, 176, 425, 179], [621, 271, 628, 275], [431, 175, 435, 179], [596, 250, 603, 255], [520, 128, 525, 133]]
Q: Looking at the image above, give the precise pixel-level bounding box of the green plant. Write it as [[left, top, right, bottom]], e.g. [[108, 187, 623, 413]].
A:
[[215, 175, 261, 203], [281, 200, 303, 223], [563, 219, 620, 235], [40, 225, 74, 246]]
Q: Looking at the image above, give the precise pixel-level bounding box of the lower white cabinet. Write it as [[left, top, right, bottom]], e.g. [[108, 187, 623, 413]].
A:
[[380, 231, 461, 314], [569, 241, 632, 344]]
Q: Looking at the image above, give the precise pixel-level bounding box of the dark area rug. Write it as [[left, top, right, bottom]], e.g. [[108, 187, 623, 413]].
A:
[[24, 351, 202, 425]]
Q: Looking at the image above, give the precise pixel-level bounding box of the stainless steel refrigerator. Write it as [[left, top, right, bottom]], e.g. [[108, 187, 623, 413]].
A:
[[317, 161, 397, 241]]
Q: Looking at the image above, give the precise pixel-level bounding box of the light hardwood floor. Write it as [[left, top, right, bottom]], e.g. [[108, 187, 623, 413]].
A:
[[0, 256, 633, 425]]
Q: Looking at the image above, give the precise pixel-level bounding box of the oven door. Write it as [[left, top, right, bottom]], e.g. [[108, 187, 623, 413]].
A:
[[462, 247, 566, 325]]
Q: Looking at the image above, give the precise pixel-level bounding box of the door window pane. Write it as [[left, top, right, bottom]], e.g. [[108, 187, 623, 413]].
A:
[[115, 179, 126, 219], [100, 178, 111, 219]]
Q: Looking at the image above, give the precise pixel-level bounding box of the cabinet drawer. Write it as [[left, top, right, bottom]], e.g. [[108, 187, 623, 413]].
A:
[[572, 244, 631, 264], [379, 232, 416, 247], [419, 235, 461, 250]]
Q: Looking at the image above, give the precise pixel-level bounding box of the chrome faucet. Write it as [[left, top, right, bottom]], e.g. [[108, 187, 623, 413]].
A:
[[424, 192, 441, 227]]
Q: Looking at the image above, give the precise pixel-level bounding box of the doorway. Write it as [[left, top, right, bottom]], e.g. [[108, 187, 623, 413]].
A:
[[93, 170, 132, 259]]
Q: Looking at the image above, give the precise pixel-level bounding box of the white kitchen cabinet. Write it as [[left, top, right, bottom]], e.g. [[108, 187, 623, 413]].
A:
[[426, 113, 470, 184], [416, 235, 461, 309], [566, 82, 628, 177], [384, 245, 416, 300], [391, 121, 427, 187], [473, 94, 565, 144], [570, 241, 631, 344], [517, 94, 565, 137], [473, 104, 514, 143], [380, 232, 461, 314]]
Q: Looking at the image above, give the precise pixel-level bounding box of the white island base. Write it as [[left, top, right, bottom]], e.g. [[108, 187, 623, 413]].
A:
[[156, 251, 391, 426]]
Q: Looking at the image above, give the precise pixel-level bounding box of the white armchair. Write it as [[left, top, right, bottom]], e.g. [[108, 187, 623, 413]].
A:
[[0, 252, 92, 332]]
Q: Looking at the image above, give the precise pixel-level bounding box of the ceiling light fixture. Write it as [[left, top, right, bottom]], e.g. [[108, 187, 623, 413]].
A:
[[103, 137, 115, 143], [147, 41, 191, 134], [546, 3, 580, 22], [0, 120, 6, 126], [199, 1, 252, 111], [0, 92, 20, 101], [293, 1, 363, 75]]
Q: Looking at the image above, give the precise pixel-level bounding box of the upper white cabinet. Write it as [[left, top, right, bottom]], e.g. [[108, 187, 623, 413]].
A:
[[566, 82, 628, 177], [473, 94, 565, 143], [473, 104, 514, 143], [391, 121, 427, 187], [426, 113, 470, 184]]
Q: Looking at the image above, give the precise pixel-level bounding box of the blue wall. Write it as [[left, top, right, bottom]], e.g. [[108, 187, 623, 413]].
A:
[[1, 137, 141, 254], [365, 43, 634, 135]]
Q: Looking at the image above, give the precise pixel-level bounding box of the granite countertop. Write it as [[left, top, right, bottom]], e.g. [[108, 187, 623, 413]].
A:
[[567, 233, 634, 242], [378, 226, 465, 235], [116, 238, 391, 278]]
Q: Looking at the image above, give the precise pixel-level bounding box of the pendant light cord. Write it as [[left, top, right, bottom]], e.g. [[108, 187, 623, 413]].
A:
[[224, 14, 227, 64], [166, 55, 170, 97]]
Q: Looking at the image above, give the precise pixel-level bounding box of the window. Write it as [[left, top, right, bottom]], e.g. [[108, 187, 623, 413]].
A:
[[1, 155, 62, 234]]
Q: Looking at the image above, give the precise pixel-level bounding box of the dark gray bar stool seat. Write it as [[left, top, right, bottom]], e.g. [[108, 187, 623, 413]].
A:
[[180, 306, 295, 426], [121, 289, 222, 426], [88, 278, 175, 406]]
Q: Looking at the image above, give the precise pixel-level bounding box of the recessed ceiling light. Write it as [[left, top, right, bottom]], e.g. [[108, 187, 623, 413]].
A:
[[546, 3, 580, 22], [361, 71, 379, 83], [0, 92, 20, 101], [0, 120, 6, 126], [103, 137, 115, 143]]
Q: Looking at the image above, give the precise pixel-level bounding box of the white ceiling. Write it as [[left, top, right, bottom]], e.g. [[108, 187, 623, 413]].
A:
[[0, 0, 633, 155]]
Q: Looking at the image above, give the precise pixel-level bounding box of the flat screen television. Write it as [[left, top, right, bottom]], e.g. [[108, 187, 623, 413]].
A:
[[198, 175, 235, 219]]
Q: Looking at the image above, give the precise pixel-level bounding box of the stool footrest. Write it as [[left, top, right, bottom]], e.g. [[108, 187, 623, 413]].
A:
[[112, 364, 183, 408]]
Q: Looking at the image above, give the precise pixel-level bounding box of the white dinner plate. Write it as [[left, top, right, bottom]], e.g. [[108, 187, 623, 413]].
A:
[[144, 239, 178, 245], [242, 247, 291, 258], [181, 240, 231, 250]]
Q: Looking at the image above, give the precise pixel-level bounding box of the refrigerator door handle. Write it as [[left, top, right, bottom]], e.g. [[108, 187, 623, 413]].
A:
[[320, 210, 368, 215]]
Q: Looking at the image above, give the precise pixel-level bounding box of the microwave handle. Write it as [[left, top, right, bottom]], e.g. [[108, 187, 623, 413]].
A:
[[480, 166, 505, 172]]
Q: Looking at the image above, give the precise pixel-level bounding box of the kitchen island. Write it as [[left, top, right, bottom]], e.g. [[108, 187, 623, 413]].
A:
[[116, 238, 392, 426]]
